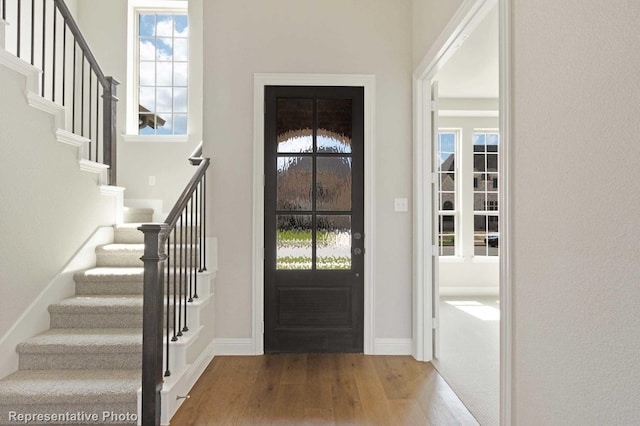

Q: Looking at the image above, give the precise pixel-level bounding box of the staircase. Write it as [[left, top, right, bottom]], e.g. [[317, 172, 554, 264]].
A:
[[0, 2, 216, 423], [0, 209, 153, 424], [0, 208, 215, 425]]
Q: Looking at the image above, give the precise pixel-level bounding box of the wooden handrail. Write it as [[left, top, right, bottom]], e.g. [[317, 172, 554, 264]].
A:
[[188, 142, 203, 166], [164, 158, 209, 230]]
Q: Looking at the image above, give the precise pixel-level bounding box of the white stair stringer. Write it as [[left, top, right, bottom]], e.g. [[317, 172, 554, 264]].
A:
[[0, 42, 110, 185], [0, 18, 6, 48], [155, 269, 216, 426]]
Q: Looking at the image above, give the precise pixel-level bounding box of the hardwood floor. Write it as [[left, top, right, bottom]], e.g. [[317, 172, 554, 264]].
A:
[[171, 354, 478, 425]]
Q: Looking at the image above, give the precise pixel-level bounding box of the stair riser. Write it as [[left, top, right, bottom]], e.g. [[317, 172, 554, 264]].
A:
[[75, 281, 143, 296], [124, 213, 153, 223], [113, 229, 145, 244], [114, 227, 201, 244], [96, 255, 144, 268], [75, 281, 198, 296], [96, 252, 199, 267], [19, 353, 141, 370], [49, 310, 178, 329], [50, 314, 142, 329], [0, 403, 137, 425]]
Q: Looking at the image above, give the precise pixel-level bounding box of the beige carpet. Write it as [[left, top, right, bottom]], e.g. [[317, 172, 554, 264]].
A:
[[433, 296, 500, 426]]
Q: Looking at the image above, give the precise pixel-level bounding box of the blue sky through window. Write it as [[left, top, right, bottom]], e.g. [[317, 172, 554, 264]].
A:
[[138, 12, 188, 136], [439, 132, 455, 166]]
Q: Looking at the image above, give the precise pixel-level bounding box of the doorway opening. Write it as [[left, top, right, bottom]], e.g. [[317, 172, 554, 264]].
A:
[[412, 0, 511, 424]]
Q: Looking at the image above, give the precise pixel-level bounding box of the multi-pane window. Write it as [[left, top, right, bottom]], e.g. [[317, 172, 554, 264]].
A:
[[437, 132, 457, 256], [137, 12, 188, 135], [473, 132, 499, 256]]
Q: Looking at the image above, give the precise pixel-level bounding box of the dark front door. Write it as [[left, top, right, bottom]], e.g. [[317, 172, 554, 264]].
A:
[[264, 86, 365, 353]]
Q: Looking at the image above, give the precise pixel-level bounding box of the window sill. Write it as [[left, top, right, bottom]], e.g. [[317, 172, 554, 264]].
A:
[[472, 256, 499, 263], [439, 256, 464, 263], [122, 134, 189, 143]]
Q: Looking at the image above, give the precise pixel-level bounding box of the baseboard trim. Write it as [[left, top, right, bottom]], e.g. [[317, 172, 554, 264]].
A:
[[440, 286, 499, 296], [212, 337, 413, 356], [212, 338, 255, 356], [373, 338, 413, 355]]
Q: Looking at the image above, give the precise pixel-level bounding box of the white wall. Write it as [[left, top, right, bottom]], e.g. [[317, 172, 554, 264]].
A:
[[511, 0, 640, 423], [203, 0, 414, 340], [412, 0, 464, 68], [0, 63, 117, 363], [76, 0, 203, 214], [438, 115, 498, 291]]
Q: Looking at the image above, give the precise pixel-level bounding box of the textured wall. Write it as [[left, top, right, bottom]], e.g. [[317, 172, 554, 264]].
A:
[[0, 66, 116, 358], [77, 0, 202, 213], [203, 0, 414, 340], [412, 0, 465, 68], [512, 0, 640, 423]]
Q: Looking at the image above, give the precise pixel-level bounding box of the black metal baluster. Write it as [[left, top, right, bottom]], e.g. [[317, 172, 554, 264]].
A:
[[88, 70, 92, 144], [62, 24, 65, 105], [177, 214, 183, 337], [202, 174, 207, 271], [81, 53, 85, 139], [193, 183, 199, 298], [52, 6, 57, 102], [182, 198, 193, 332], [171, 226, 178, 342], [30, 0, 34, 64], [41, 0, 45, 96], [188, 195, 194, 302], [16, 0, 20, 58], [72, 41, 76, 132], [95, 81, 99, 162], [164, 236, 171, 377], [2, 0, 6, 22], [182, 208, 188, 332], [198, 180, 204, 272]]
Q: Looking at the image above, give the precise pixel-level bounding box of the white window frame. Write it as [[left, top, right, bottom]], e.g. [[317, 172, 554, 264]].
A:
[[472, 129, 500, 257], [125, 0, 188, 142], [436, 129, 461, 257]]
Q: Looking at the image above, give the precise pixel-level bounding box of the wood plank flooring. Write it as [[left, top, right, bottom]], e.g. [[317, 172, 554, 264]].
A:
[[171, 354, 478, 425]]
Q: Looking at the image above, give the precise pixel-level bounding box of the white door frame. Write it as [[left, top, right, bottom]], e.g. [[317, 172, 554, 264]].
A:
[[252, 73, 377, 356], [411, 0, 512, 423]]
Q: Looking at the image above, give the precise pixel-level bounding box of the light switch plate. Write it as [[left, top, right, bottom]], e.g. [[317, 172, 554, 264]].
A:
[[394, 198, 408, 212]]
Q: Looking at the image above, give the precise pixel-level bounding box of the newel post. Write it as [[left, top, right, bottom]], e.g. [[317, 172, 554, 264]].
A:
[[139, 224, 169, 426], [103, 77, 120, 186]]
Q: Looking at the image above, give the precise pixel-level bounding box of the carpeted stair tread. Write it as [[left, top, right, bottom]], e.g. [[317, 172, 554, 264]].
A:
[[17, 329, 142, 354], [49, 296, 143, 314], [0, 370, 139, 405]]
